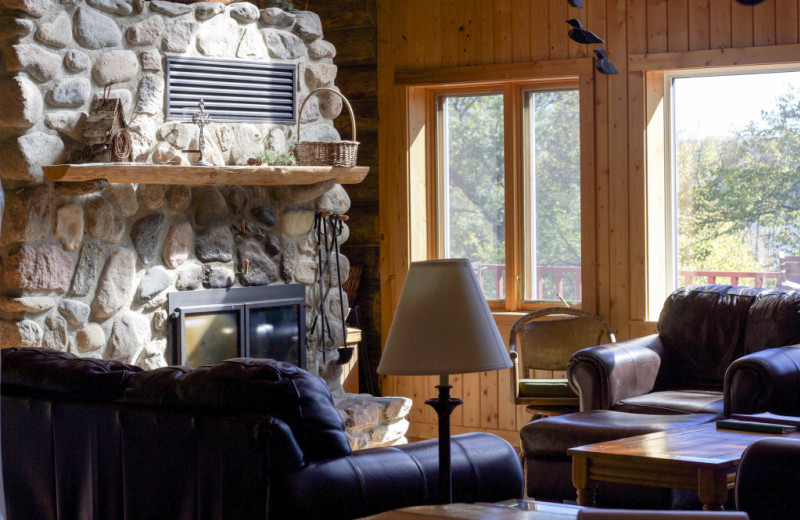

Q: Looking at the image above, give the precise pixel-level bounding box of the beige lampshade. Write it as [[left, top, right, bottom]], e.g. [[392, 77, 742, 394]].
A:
[[377, 258, 512, 376]]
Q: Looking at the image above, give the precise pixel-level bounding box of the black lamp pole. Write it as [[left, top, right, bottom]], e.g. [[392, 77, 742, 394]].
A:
[[425, 381, 464, 504]]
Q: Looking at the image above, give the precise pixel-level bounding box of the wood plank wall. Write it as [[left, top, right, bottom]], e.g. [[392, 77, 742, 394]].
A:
[[377, 0, 800, 446]]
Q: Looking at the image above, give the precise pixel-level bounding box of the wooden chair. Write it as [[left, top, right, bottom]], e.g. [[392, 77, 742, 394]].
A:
[[509, 307, 615, 420], [779, 256, 800, 289]]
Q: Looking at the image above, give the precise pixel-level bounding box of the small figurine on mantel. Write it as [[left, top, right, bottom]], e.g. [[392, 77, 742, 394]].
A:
[[82, 84, 132, 163], [182, 99, 213, 166]]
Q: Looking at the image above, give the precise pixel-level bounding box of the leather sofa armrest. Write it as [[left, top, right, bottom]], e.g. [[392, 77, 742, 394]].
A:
[[736, 437, 800, 520], [724, 345, 800, 416], [567, 334, 665, 411], [269, 432, 523, 520]]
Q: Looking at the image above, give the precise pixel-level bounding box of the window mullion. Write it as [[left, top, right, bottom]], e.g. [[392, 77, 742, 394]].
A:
[[504, 84, 521, 311]]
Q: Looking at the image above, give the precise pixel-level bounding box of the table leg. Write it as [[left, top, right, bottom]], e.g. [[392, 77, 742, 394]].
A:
[[572, 454, 596, 506], [698, 467, 729, 511]]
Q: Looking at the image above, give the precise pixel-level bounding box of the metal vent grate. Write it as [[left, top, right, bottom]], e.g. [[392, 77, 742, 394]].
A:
[[166, 56, 296, 123]]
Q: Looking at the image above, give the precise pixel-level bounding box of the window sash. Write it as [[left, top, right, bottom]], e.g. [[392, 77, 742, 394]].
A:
[[432, 80, 581, 309]]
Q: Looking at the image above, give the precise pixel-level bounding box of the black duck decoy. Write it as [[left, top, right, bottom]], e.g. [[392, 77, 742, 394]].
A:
[[566, 19, 604, 45], [593, 49, 618, 75], [568, 0, 584, 7]]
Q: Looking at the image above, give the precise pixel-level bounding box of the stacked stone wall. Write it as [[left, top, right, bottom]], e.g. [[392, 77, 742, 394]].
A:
[[0, 0, 409, 447]]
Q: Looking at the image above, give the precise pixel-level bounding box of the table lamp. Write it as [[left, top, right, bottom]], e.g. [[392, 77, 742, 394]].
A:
[[377, 258, 512, 504]]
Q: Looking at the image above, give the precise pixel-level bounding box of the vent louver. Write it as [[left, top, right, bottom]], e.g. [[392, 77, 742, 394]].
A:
[[166, 56, 297, 123]]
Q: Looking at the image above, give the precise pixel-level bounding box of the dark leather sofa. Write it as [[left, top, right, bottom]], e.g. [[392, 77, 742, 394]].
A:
[[521, 285, 800, 508], [1, 347, 523, 520], [568, 285, 800, 416]]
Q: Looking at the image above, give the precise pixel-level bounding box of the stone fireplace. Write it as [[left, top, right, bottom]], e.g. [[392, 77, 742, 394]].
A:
[[0, 0, 409, 449]]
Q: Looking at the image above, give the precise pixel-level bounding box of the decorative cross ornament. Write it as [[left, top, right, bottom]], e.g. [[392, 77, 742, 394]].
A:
[[182, 99, 212, 166]]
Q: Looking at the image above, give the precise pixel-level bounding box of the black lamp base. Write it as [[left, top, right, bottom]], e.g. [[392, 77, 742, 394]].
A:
[[425, 384, 464, 504]]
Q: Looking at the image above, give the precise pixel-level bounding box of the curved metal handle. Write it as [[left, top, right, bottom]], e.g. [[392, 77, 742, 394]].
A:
[[297, 87, 357, 142]]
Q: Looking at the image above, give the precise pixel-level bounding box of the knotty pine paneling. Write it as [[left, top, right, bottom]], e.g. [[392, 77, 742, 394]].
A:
[[377, 0, 800, 447]]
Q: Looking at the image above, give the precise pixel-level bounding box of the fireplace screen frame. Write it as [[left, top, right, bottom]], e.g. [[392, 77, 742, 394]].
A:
[[168, 284, 306, 369]]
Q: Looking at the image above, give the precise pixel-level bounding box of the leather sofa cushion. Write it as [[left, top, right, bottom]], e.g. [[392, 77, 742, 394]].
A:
[[520, 410, 718, 459], [1, 347, 141, 402], [657, 285, 764, 389], [614, 389, 724, 416], [744, 290, 800, 354], [122, 357, 350, 462]]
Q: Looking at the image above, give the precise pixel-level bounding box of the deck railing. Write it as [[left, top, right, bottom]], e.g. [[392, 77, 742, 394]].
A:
[[473, 263, 783, 301]]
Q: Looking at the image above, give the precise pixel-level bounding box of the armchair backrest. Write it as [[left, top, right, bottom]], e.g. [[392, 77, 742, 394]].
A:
[[656, 285, 766, 390], [510, 307, 616, 372], [743, 289, 800, 355]]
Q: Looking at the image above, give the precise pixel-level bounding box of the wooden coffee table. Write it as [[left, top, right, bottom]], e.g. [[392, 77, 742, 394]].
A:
[[568, 422, 799, 510]]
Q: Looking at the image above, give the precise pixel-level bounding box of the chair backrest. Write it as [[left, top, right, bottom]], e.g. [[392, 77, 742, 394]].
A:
[[780, 256, 800, 281], [510, 308, 615, 372]]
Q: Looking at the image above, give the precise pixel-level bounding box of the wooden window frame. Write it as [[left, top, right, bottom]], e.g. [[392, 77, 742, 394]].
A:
[[636, 46, 800, 320], [396, 59, 595, 313]]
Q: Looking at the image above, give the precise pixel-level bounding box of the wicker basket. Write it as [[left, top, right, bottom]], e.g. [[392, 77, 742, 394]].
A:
[[296, 88, 359, 167]]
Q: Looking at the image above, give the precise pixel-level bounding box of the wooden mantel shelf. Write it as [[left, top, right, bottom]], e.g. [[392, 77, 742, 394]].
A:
[[42, 163, 370, 186]]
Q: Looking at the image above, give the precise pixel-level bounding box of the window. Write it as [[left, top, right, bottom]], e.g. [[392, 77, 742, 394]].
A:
[[434, 81, 581, 307], [663, 67, 800, 294]]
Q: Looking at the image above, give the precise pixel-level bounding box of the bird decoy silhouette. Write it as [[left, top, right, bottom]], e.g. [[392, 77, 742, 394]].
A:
[[593, 49, 618, 75], [566, 19, 604, 44], [568, 0, 584, 7], [735, 0, 766, 4]]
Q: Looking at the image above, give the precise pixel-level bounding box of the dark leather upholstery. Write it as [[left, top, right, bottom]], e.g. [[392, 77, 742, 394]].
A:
[[520, 285, 800, 508], [735, 437, 800, 520], [1, 347, 523, 520], [568, 285, 800, 416], [520, 410, 717, 508]]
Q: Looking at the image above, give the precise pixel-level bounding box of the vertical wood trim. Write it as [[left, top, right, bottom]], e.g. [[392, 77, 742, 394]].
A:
[[531, 0, 549, 61], [480, 370, 499, 430], [423, 0, 443, 68], [580, 73, 598, 314], [607, 0, 630, 338], [457, 0, 478, 67], [593, 4, 610, 324], [410, 375, 429, 422], [451, 373, 465, 426], [504, 83, 521, 310], [493, 0, 513, 63], [709, 0, 732, 49], [689, 0, 711, 51], [668, 0, 690, 52], [549, 0, 568, 60], [479, 0, 494, 64], [647, 0, 669, 53], [731, 1, 754, 48], [462, 372, 481, 427], [628, 0, 648, 55], [512, 0, 531, 62], [753, 0, 776, 47], [628, 71, 647, 322], [441, 0, 460, 67], [776, 0, 799, 45], [408, 87, 428, 262], [645, 71, 668, 321]]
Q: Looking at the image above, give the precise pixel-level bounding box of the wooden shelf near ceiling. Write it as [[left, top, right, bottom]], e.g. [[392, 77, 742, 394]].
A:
[[42, 163, 370, 186]]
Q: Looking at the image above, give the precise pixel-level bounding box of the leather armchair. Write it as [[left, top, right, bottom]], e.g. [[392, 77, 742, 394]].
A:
[[735, 437, 800, 520], [568, 285, 800, 416]]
